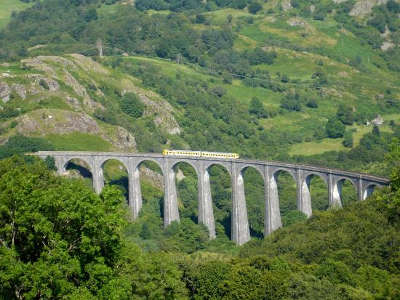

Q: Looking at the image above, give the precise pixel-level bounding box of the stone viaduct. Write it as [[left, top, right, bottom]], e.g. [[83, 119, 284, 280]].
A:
[[35, 151, 390, 245]]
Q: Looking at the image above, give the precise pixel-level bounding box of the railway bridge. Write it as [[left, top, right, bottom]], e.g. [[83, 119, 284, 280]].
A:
[[35, 151, 390, 245]]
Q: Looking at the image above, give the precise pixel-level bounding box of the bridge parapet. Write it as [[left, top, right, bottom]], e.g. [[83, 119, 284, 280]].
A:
[[34, 151, 390, 245]]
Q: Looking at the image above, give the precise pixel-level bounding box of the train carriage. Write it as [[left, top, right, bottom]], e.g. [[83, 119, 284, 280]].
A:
[[162, 150, 239, 159]]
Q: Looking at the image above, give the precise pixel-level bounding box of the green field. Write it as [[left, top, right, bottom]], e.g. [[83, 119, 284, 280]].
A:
[[46, 133, 112, 151], [0, 0, 31, 28]]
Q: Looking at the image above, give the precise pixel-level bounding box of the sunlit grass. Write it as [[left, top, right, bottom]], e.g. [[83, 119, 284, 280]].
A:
[[0, 0, 31, 28]]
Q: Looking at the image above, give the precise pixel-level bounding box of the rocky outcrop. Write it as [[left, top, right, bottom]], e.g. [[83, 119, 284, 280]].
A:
[[0, 82, 10, 103], [350, 0, 388, 17], [22, 56, 103, 112], [287, 17, 306, 27], [121, 85, 181, 135], [281, 0, 292, 11], [140, 166, 164, 189], [12, 84, 26, 99]]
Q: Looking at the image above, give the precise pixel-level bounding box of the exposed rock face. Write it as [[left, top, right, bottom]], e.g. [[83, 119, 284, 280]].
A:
[[40, 78, 60, 92], [287, 17, 306, 27], [381, 41, 395, 51], [0, 82, 10, 103], [137, 93, 180, 134], [68, 54, 109, 75], [281, 0, 292, 11], [12, 84, 26, 99], [140, 166, 164, 189], [122, 88, 181, 135], [66, 96, 81, 110], [350, 0, 388, 17], [22, 56, 103, 112]]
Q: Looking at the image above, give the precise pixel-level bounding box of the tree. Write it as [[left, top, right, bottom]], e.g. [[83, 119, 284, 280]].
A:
[[120, 93, 145, 118], [326, 118, 345, 138], [0, 135, 54, 160], [372, 125, 381, 136], [336, 104, 354, 125], [195, 14, 206, 24], [343, 130, 354, 148], [0, 156, 127, 298], [280, 93, 301, 111], [249, 97, 267, 118], [306, 99, 318, 108], [248, 2, 262, 14]]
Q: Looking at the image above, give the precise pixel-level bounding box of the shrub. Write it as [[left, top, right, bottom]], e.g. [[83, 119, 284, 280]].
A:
[[248, 2, 262, 14], [120, 93, 145, 118], [326, 118, 345, 138], [343, 131, 354, 148]]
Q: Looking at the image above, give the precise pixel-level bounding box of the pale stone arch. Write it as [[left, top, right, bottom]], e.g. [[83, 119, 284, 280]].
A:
[[204, 161, 232, 175], [335, 176, 358, 189], [333, 176, 359, 207], [238, 163, 265, 180], [99, 157, 129, 172], [169, 159, 200, 178], [239, 164, 265, 238], [63, 156, 93, 173], [99, 158, 130, 200], [205, 162, 233, 238], [362, 183, 379, 200], [269, 168, 299, 226], [131, 159, 166, 220], [136, 158, 165, 175], [304, 172, 328, 184], [271, 167, 297, 182], [302, 172, 329, 213]]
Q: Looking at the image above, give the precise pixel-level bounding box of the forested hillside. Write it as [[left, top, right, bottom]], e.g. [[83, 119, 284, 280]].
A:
[[0, 146, 399, 299], [0, 0, 400, 298], [0, 0, 399, 170]]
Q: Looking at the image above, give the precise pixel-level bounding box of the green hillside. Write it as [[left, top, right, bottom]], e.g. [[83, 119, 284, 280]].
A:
[[0, 0, 399, 171], [0, 0, 400, 298]]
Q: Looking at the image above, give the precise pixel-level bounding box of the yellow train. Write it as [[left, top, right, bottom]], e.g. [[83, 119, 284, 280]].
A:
[[162, 150, 239, 159]]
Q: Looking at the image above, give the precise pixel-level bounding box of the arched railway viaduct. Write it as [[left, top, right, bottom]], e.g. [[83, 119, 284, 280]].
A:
[[35, 151, 390, 245]]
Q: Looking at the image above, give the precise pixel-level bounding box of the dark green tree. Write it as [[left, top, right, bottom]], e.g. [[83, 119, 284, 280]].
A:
[[120, 93, 145, 118], [337, 104, 354, 125], [343, 130, 354, 148], [248, 2, 262, 14], [249, 97, 267, 118], [326, 118, 345, 138]]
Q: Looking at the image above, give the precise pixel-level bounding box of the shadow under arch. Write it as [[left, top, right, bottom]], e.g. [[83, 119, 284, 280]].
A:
[[363, 183, 378, 200], [101, 159, 129, 203], [172, 161, 199, 223], [65, 158, 93, 189], [207, 163, 232, 239], [336, 177, 358, 207], [241, 166, 265, 238], [305, 173, 329, 212], [273, 169, 300, 227]]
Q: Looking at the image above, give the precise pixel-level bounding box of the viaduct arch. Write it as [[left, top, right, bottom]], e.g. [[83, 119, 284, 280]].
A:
[[36, 151, 390, 246]]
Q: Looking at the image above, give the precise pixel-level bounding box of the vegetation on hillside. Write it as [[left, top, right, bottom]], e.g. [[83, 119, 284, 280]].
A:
[[0, 0, 399, 169], [0, 142, 399, 298], [0, 1, 399, 297]]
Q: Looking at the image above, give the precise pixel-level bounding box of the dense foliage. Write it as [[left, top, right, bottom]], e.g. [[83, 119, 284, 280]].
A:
[[0, 0, 400, 297], [0, 156, 187, 299], [0, 154, 399, 299]]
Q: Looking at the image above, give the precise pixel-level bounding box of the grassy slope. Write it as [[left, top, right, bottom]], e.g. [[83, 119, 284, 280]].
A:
[[1, 1, 400, 160], [0, 0, 31, 28]]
